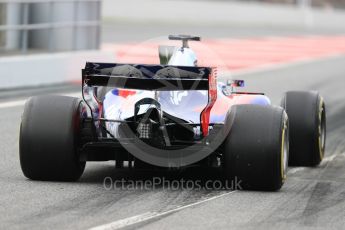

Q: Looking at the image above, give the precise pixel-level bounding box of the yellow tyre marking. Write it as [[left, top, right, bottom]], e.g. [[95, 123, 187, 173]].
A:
[[318, 97, 324, 160], [281, 118, 287, 181]]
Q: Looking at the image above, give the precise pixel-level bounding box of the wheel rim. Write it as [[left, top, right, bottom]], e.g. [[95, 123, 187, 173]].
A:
[[318, 100, 326, 160], [281, 120, 288, 181]]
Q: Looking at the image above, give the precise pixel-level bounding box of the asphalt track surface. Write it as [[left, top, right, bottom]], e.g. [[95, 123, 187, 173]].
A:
[[1, 51, 345, 229]]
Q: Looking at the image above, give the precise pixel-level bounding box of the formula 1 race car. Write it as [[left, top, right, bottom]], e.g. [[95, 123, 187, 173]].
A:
[[19, 35, 326, 191]]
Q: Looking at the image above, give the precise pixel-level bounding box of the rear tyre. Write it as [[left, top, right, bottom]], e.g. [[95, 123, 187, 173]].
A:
[[281, 91, 326, 166], [223, 105, 288, 191], [19, 96, 85, 181]]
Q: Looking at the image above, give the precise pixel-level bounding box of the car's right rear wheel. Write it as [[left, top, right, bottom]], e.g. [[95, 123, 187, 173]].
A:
[[281, 91, 326, 166]]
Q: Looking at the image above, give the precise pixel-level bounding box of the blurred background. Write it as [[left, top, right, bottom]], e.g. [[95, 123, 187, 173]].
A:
[[0, 0, 345, 88], [242, 0, 345, 8]]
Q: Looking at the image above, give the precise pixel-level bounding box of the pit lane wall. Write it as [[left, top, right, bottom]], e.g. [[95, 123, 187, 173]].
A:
[[0, 51, 114, 89]]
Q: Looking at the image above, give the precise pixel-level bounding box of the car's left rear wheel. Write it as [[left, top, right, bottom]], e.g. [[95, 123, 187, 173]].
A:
[[19, 96, 85, 181]]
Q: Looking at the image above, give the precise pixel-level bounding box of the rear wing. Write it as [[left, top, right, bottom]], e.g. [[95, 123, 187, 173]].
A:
[[82, 62, 217, 136], [82, 62, 212, 91]]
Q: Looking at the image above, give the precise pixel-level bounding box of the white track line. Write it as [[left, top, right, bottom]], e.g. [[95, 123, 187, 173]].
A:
[[89, 191, 236, 230], [0, 92, 80, 109], [0, 99, 27, 109]]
